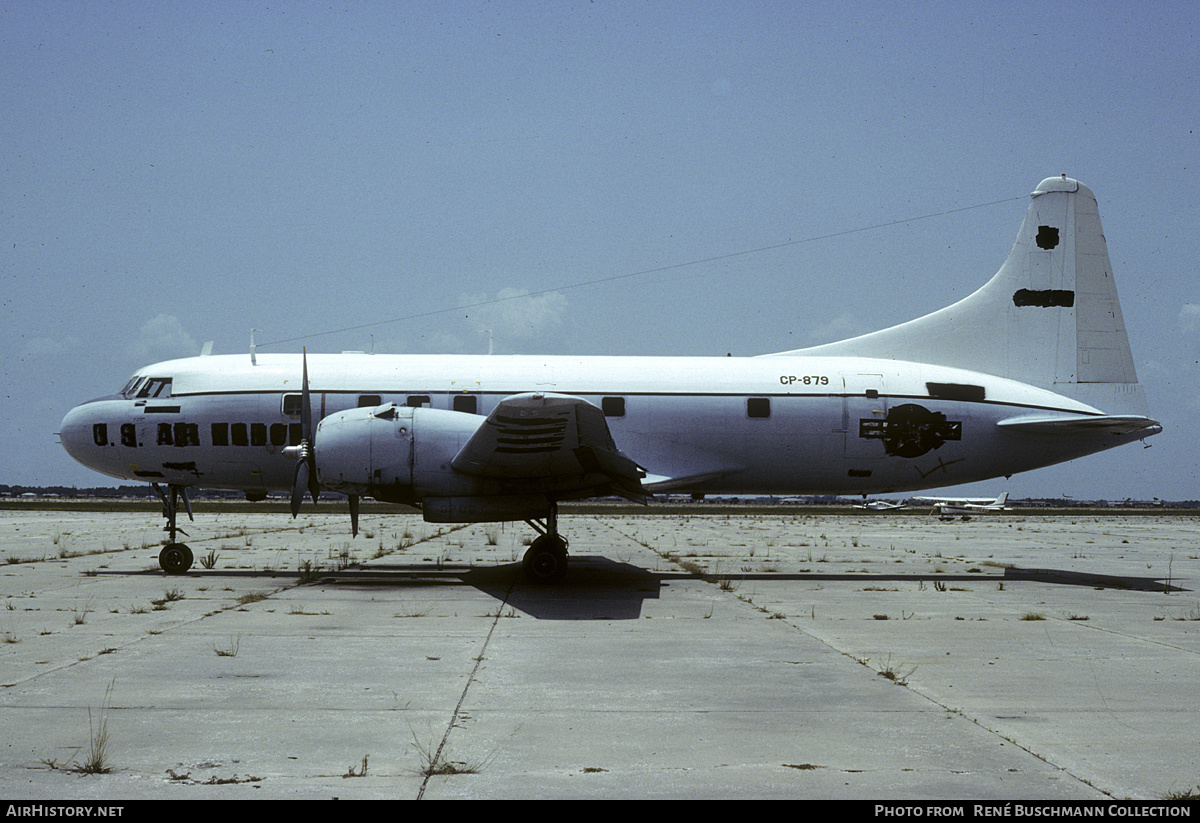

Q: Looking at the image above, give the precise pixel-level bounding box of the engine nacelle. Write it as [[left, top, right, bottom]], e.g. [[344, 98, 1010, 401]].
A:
[[315, 403, 484, 505]]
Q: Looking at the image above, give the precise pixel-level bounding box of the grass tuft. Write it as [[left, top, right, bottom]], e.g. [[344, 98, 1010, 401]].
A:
[[213, 636, 240, 657], [75, 680, 115, 774]]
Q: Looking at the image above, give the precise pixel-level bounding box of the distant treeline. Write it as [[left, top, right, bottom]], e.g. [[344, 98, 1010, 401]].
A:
[[0, 484, 247, 500], [2, 484, 1198, 508]]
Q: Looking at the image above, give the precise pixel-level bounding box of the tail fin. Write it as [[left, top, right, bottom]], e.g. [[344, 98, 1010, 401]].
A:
[[773, 176, 1149, 416]]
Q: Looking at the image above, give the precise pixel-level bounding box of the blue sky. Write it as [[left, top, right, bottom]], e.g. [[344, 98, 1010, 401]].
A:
[[2, 1, 1197, 500]]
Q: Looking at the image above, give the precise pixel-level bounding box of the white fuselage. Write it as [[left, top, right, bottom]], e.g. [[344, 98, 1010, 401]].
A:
[[60, 352, 1135, 501]]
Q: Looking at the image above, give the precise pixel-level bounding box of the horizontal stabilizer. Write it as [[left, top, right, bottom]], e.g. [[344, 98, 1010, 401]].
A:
[[642, 469, 731, 492], [997, 414, 1161, 437]]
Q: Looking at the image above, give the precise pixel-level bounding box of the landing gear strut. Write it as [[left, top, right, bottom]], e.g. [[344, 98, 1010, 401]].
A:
[[522, 502, 568, 584], [153, 483, 194, 575]]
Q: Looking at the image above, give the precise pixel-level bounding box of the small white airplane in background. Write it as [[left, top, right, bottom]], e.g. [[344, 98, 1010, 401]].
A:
[[854, 499, 907, 511], [59, 176, 1161, 582], [913, 492, 1010, 516]]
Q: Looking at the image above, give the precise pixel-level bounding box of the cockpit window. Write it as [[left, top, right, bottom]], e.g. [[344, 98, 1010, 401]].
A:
[[120, 376, 143, 398], [136, 378, 172, 398]]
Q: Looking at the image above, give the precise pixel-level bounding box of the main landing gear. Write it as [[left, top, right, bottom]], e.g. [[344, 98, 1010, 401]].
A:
[[522, 503, 569, 584], [153, 483, 194, 575]]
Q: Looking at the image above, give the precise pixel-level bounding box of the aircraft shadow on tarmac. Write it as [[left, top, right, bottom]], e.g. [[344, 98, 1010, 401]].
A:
[[103, 556, 1187, 620], [1000, 566, 1186, 593]]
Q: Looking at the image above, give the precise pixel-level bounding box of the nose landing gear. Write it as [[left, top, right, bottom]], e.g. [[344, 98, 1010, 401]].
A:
[[153, 483, 194, 574]]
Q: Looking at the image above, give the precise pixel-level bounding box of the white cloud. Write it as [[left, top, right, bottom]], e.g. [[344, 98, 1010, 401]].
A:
[[128, 314, 198, 363], [458, 287, 568, 350], [18, 335, 82, 360], [1179, 303, 1200, 336], [806, 313, 866, 345]]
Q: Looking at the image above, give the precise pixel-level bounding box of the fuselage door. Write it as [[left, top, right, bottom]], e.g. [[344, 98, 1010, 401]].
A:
[[844, 373, 888, 463]]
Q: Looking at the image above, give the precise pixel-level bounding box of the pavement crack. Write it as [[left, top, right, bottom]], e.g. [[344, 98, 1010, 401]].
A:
[[415, 567, 517, 799]]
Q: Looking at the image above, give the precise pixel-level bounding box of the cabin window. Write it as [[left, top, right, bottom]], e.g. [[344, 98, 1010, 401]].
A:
[[406, 395, 431, 408], [453, 394, 479, 414], [282, 394, 303, 416], [212, 423, 229, 446], [231, 423, 248, 447], [602, 396, 626, 417], [358, 395, 382, 408], [250, 423, 267, 447], [270, 423, 288, 447], [747, 397, 771, 419]]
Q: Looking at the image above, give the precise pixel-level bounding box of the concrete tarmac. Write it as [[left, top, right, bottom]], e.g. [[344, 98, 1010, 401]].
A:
[[1, 505, 1198, 800]]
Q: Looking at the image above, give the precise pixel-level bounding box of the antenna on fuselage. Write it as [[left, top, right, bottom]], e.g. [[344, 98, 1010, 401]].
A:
[[250, 329, 262, 366]]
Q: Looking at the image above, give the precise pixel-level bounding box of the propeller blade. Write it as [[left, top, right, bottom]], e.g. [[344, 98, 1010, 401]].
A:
[[301, 348, 318, 505], [290, 348, 320, 516], [290, 460, 309, 518], [300, 347, 312, 443], [306, 458, 320, 506], [349, 494, 360, 538]]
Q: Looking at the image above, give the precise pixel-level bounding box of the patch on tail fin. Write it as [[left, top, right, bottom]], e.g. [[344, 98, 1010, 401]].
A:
[[770, 176, 1148, 415]]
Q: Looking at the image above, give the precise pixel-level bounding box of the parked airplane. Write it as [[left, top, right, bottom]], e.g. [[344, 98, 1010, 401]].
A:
[[912, 492, 1010, 516], [853, 500, 907, 511], [59, 176, 1161, 582]]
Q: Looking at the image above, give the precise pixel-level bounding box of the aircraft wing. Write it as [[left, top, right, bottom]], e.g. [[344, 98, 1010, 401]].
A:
[[912, 496, 998, 505], [450, 392, 649, 501]]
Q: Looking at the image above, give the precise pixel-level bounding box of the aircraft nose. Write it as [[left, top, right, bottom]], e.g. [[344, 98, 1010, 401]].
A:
[[59, 396, 126, 478]]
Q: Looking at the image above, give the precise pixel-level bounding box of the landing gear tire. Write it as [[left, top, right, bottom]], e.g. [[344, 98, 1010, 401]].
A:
[[160, 543, 193, 575], [522, 535, 568, 584]]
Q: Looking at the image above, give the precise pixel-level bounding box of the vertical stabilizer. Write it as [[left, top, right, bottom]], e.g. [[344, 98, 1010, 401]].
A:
[[770, 176, 1148, 415]]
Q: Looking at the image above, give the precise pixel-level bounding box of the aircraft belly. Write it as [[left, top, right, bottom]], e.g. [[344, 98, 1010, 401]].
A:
[[626, 396, 1131, 497]]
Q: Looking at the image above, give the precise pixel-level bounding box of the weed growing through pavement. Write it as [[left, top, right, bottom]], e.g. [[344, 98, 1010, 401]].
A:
[[150, 588, 184, 609], [877, 655, 917, 685], [213, 636, 240, 657], [344, 755, 369, 778], [75, 680, 116, 774], [70, 598, 95, 626], [408, 726, 494, 777], [1174, 603, 1200, 621], [297, 559, 323, 583], [236, 591, 271, 606]]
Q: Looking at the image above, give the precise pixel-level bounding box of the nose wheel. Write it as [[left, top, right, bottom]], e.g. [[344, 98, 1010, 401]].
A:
[[153, 483, 195, 574], [159, 542, 194, 575]]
